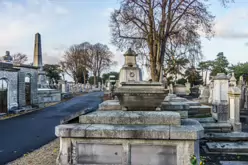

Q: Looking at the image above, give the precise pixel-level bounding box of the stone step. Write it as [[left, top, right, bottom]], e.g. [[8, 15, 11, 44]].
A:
[[79, 110, 181, 126], [192, 117, 216, 123], [201, 123, 232, 133], [241, 110, 248, 114], [240, 116, 248, 123], [206, 142, 248, 153], [220, 161, 248, 165], [204, 132, 248, 141], [188, 106, 211, 117]]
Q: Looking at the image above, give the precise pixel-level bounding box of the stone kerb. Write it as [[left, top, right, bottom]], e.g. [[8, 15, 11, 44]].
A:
[[228, 86, 242, 132]]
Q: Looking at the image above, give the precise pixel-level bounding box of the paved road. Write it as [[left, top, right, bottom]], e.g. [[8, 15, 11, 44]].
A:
[[0, 92, 103, 164]]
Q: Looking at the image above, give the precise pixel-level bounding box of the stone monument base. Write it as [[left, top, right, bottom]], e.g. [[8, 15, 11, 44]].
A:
[[55, 110, 204, 165]]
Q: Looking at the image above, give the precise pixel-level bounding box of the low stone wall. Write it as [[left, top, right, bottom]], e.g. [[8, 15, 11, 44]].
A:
[[37, 89, 61, 108]]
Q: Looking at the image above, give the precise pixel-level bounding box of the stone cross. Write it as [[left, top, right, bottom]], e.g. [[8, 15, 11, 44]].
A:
[[228, 86, 242, 132]]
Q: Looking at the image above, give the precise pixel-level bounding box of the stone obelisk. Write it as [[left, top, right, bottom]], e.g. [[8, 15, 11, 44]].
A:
[[33, 33, 42, 68], [33, 33, 48, 88]]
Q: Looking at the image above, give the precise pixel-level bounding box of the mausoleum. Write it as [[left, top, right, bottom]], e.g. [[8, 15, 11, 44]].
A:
[[0, 52, 39, 113]]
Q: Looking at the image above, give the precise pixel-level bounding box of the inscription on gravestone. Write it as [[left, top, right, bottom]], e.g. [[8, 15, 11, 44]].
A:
[[131, 145, 177, 165], [77, 143, 122, 164]]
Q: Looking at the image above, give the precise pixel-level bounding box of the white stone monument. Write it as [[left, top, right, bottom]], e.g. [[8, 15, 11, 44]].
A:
[[212, 73, 229, 122], [228, 86, 242, 132], [119, 48, 142, 86]]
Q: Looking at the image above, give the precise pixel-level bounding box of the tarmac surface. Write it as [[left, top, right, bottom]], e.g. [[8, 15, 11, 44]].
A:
[[0, 92, 103, 164]]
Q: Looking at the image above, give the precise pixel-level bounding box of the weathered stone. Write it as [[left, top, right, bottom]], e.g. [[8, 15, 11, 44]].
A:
[[119, 48, 142, 86], [56, 124, 170, 139], [79, 111, 181, 126], [161, 102, 190, 111], [131, 145, 177, 165], [205, 132, 248, 141], [98, 100, 122, 110], [207, 142, 248, 153], [170, 119, 204, 140], [192, 117, 216, 123], [77, 143, 123, 164], [115, 82, 168, 110]]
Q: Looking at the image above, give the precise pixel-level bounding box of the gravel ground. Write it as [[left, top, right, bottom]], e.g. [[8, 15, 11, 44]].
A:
[[6, 139, 59, 165]]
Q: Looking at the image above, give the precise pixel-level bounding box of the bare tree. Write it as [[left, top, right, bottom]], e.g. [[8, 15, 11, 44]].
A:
[[110, 0, 233, 82], [88, 43, 117, 86], [12, 53, 28, 64], [61, 43, 91, 84]]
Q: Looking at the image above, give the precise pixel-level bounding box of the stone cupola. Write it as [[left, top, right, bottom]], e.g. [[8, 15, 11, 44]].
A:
[[119, 48, 142, 85], [123, 48, 138, 67]]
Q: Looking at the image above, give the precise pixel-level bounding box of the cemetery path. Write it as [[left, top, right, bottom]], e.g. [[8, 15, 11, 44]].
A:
[[0, 92, 103, 165]]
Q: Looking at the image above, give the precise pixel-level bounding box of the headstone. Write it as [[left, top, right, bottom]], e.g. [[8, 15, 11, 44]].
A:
[[228, 86, 242, 132]]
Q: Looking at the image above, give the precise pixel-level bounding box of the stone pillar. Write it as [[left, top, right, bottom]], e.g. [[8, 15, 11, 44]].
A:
[[228, 86, 242, 132], [212, 73, 229, 122]]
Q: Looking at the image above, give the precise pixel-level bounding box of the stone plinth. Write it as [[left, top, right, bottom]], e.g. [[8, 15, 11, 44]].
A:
[[55, 110, 204, 165], [173, 84, 187, 96], [98, 100, 122, 110], [79, 111, 181, 126], [115, 81, 169, 110]]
